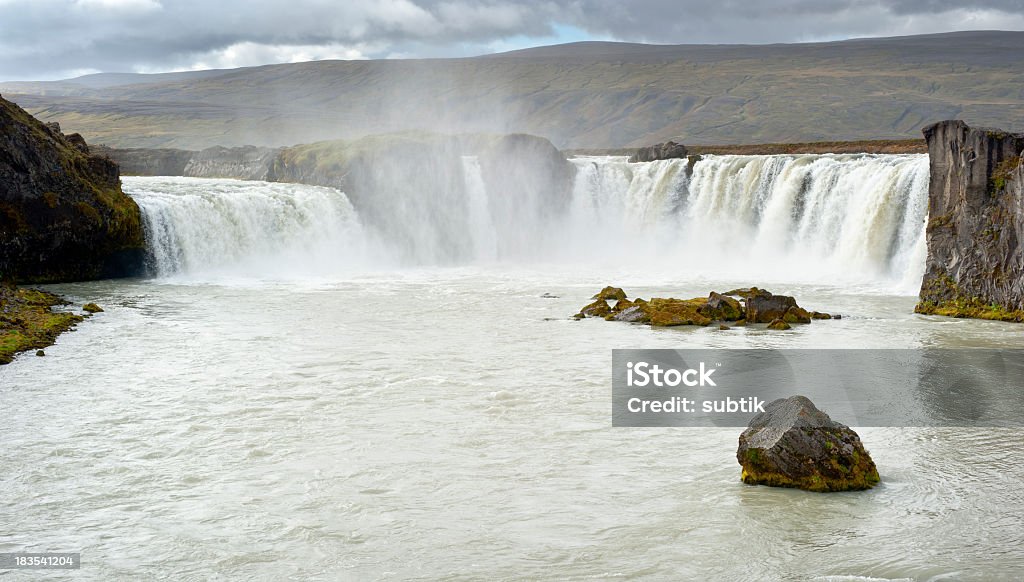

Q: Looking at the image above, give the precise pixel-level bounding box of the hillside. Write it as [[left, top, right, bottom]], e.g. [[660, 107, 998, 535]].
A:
[[0, 94, 144, 282], [2, 31, 1022, 149]]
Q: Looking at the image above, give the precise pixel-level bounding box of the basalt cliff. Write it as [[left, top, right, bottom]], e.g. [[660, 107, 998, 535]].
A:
[[917, 120, 1024, 321], [0, 94, 144, 283]]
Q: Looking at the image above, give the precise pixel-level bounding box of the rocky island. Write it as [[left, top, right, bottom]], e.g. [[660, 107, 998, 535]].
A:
[[576, 286, 833, 330], [917, 120, 1024, 321]]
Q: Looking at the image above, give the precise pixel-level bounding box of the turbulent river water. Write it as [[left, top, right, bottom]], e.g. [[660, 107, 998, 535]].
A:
[[3, 155, 1024, 580]]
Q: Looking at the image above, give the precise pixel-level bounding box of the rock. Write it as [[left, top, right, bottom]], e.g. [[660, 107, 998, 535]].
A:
[[35, 350, 44, 357], [593, 286, 627, 301], [611, 305, 650, 323], [916, 120, 1024, 322], [577, 287, 831, 330], [719, 324, 731, 330], [645, 298, 712, 327], [782, 306, 812, 324], [578, 299, 611, 318], [628, 140, 688, 163], [540, 292, 559, 299], [93, 145, 196, 176], [723, 287, 758, 298], [0, 284, 83, 365], [733, 318, 747, 326], [0, 95, 145, 283], [811, 311, 832, 320], [82, 303, 104, 313], [737, 396, 880, 492], [608, 298, 635, 317], [746, 288, 798, 323], [701, 291, 744, 321], [833, 314, 842, 320]]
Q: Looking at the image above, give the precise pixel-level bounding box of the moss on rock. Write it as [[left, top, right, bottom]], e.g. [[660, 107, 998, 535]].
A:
[[737, 396, 880, 492], [0, 283, 83, 364], [1, 95, 145, 283]]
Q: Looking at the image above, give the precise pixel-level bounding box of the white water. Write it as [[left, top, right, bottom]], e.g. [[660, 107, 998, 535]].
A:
[[4, 169, 1024, 580], [128, 154, 929, 292], [132, 177, 372, 279]]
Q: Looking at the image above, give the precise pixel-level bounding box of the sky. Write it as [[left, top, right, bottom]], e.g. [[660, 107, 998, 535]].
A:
[[1, 0, 1023, 81]]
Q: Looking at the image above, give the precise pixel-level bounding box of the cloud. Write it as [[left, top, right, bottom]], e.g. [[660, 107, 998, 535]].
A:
[[0, 0, 1022, 80]]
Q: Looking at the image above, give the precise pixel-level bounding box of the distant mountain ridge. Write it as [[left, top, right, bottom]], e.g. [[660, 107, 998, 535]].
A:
[[2, 30, 1022, 149]]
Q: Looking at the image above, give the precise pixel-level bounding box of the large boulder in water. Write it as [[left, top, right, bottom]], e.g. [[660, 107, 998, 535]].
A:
[[0, 94, 145, 283], [744, 288, 798, 323], [737, 396, 880, 492]]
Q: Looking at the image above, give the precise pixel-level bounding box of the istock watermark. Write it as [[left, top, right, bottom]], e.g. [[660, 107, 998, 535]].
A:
[[612, 349, 1024, 427]]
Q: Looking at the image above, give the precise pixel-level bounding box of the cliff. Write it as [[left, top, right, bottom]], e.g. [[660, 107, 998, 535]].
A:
[[916, 120, 1024, 321], [0, 94, 144, 283], [94, 144, 279, 179]]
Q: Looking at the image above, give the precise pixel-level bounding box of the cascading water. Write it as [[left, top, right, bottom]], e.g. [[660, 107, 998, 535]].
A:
[[128, 176, 369, 279], [124, 153, 929, 291]]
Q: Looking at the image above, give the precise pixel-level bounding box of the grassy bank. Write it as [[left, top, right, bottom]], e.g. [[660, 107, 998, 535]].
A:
[[0, 283, 85, 364]]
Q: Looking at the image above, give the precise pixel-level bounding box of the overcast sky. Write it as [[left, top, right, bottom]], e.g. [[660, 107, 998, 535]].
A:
[[2, 0, 1023, 81]]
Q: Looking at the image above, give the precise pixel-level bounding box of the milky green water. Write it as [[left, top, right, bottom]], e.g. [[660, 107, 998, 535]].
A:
[[3, 268, 1024, 581]]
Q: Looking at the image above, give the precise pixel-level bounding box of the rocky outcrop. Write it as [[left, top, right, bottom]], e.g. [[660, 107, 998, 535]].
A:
[[96, 144, 280, 179], [575, 286, 831, 328], [0, 94, 144, 283], [916, 120, 1024, 321], [184, 145, 279, 180], [628, 140, 688, 163], [91, 145, 194, 176], [0, 283, 84, 364], [737, 396, 880, 492]]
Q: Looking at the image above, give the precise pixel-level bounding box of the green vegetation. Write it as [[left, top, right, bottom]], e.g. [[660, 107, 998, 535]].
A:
[[0, 284, 84, 364], [990, 156, 1021, 194], [915, 273, 1024, 322]]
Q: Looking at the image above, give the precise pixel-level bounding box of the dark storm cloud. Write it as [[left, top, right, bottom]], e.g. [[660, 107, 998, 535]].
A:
[[1, 0, 1022, 80]]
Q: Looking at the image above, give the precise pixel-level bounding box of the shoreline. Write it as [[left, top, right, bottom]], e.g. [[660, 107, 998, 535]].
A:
[[0, 283, 90, 365]]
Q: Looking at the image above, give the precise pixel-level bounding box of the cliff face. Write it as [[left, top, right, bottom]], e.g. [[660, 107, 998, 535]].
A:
[[183, 146, 279, 180], [95, 144, 279, 179], [917, 120, 1024, 320], [0, 94, 144, 283]]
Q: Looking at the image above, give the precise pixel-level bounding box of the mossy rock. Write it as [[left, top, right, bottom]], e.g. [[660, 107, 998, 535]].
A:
[[701, 291, 743, 321], [782, 306, 812, 324], [83, 302, 104, 313], [811, 311, 832, 320], [578, 299, 612, 318], [746, 289, 799, 323], [738, 396, 880, 492], [767, 318, 791, 330], [0, 284, 83, 364], [645, 297, 713, 327], [592, 286, 627, 302]]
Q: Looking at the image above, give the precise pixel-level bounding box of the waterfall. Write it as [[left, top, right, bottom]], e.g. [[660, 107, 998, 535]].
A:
[[125, 153, 929, 291], [562, 154, 929, 291], [128, 177, 367, 278]]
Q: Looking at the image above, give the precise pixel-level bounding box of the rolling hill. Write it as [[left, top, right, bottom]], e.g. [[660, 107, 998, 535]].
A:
[[2, 31, 1022, 149]]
